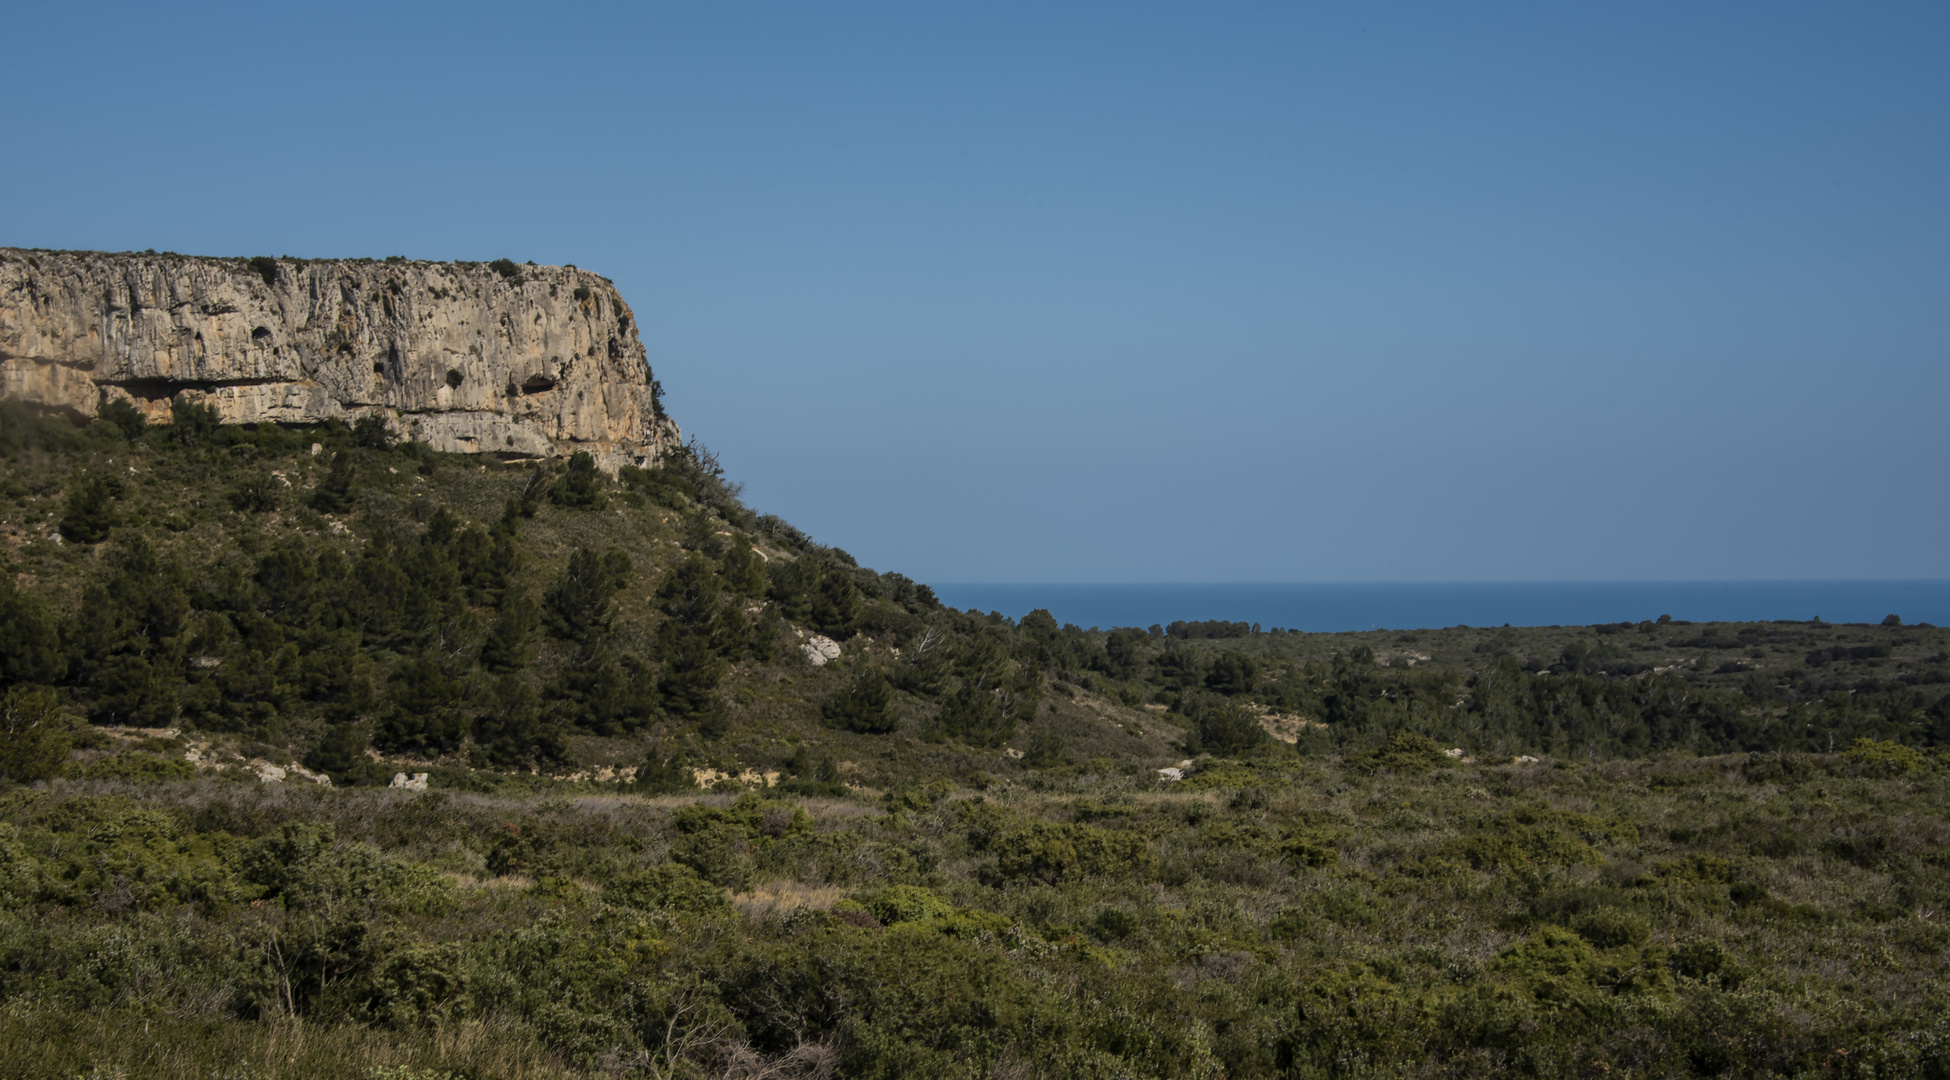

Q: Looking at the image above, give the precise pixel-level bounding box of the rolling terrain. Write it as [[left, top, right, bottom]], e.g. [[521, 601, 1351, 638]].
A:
[[2, 332, 1949, 1077]]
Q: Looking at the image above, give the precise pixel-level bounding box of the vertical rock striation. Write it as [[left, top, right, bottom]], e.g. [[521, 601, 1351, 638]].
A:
[[0, 248, 679, 468]]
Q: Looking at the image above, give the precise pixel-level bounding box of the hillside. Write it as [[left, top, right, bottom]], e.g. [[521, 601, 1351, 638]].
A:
[[4, 397, 1942, 792], [3, 327, 1950, 1076]]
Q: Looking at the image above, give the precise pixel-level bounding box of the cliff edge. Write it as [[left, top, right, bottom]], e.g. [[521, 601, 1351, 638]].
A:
[[0, 248, 680, 468]]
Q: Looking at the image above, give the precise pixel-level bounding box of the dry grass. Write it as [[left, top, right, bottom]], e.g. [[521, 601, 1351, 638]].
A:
[[440, 872, 536, 889], [0, 1011, 581, 1080], [730, 880, 847, 919]]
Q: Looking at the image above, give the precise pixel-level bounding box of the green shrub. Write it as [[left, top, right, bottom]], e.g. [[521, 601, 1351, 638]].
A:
[[1281, 827, 1340, 868], [365, 941, 469, 1026], [605, 863, 729, 915], [993, 821, 1154, 884], [305, 722, 370, 780], [1203, 650, 1258, 695], [673, 794, 813, 841], [670, 822, 754, 890], [1175, 691, 1267, 756], [1268, 907, 1314, 941], [72, 750, 195, 783], [668, 795, 813, 889], [0, 400, 85, 455], [32, 804, 248, 910], [1670, 937, 1732, 980], [774, 752, 846, 798], [1570, 907, 1651, 949], [1357, 731, 1450, 774], [882, 780, 950, 814], [1452, 820, 1600, 871], [1093, 907, 1139, 940], [852, 883, 953, 925], [0, 687, 72, 783], [929, 907, 1014, 940], [247, 256, 280, 285], [227, 472, 281, 513], [1845, 737, 1927, 775], [1024, 727, 1065, 767], [1646, 853, 1735, 884], [0, 823, 40, 906], [239, 821, 338, 897], [1491, 926, 1602, 1004]]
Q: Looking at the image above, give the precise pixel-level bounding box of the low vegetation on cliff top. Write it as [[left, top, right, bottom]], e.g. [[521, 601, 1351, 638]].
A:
[[2, 400, 1949, 1078]]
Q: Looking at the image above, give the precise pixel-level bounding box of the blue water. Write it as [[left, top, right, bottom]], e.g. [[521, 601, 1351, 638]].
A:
[[928, 582, 1950, 633]]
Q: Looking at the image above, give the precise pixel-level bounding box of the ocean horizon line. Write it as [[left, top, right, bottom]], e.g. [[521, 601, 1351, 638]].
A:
[[925, 580, 1950, 634], [931, 578, 1950, 586]]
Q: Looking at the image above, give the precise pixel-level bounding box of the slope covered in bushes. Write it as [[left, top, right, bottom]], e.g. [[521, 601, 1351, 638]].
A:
[[2, 746, 1949, 1078], [4, 401, 1950, 1078]]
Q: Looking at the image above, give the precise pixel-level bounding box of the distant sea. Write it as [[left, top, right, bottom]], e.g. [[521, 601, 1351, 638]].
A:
[[928, 582, 1950, 633]]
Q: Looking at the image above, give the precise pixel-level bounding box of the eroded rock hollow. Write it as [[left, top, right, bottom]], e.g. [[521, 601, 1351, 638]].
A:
[[0, 248, 680, 468]]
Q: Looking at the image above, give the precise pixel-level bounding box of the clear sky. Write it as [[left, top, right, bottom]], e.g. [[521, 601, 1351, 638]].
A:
[[4, 2, 1945, 583]]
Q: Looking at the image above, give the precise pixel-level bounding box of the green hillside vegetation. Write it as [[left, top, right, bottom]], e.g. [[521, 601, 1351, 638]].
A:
[[3, 400, 1949, 1078]]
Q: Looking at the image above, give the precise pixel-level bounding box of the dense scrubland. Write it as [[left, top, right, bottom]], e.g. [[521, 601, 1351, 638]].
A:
[[2, 400, 1948, 1079]]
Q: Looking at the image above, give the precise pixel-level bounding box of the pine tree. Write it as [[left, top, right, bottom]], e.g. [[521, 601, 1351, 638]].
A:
[[824, 669, 898, 734], [310, 453, 357, 513], [549, 451, 607, 510], [58, 473, 120, 544], [0, 577, 66, 687], [636, 746, 696, 794], [544, 548, 630, 641]]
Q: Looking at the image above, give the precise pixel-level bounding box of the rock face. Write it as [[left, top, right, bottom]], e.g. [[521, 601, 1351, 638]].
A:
[[0, 248, 680, 468]]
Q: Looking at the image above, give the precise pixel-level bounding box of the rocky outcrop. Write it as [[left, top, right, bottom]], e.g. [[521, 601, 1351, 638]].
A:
[[0, 248, 680, 468], [800, 635, 844, 666]]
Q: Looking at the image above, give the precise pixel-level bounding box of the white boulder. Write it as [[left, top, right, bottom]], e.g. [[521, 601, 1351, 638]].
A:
[[801, 635, 843, 666], [288, 762, 334, 786]]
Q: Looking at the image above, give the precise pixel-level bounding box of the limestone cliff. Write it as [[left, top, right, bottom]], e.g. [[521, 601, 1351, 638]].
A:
[[0, 248, 680, 467]]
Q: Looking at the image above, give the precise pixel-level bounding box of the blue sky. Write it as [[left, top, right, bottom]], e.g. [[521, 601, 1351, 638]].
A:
[[4, 2, 1945, 582]]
